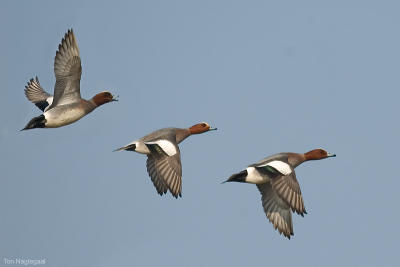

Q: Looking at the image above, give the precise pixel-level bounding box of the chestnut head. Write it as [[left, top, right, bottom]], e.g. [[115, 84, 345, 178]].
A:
[[189, 122, 217, 134], [304, 148, 336, 161], [92, 91, 118, 106]]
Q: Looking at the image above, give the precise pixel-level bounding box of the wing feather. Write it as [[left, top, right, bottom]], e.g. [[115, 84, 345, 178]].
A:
[[24, 77, 53, 111], [146, 155, 168, 195], [145, 142, 182, 198], [271, 173, 306, 216], [49, 29, 82, 108], [257, 183, 293, 239]]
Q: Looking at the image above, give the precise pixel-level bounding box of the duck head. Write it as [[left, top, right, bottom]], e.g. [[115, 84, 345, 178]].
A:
[[92, 91, 118, 106], [189, 122, 217, 134], [304, 148, 336, 161]]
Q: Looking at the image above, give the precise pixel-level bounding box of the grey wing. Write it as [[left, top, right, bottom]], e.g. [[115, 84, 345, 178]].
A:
[[271, 172, 306, 216], [145, 144, 182, 198], [250, 153, 288, 167], [50, 29, 82, 108], [24, 77, 53, 111], [146, 156, 169, 196], [257, 183, 294, 239]]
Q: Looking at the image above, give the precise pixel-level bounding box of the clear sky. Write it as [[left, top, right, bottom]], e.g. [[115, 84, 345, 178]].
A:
[[1, 1, 399, 266]]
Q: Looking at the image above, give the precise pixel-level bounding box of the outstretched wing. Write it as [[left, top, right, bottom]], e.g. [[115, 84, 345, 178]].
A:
[[49, 29, 82, 109], [257, 183, 293, 239], [145, 141, 182, 198], [256, 162, 306, 216], [271, 172, 306, 216], [24, 77, 53, 111]]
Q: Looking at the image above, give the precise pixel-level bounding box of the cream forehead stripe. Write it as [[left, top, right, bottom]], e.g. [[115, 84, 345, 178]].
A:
[[258, 160, 292, 175], [145, 140, 177, 156]]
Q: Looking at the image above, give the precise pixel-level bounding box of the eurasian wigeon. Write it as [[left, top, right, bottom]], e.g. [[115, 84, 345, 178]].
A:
[[22, 29, 117, 130], [115, 122, 217, 198], [224, 149, 336, 239]]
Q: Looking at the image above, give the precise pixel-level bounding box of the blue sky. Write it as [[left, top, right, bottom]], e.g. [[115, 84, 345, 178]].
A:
[[1, 1, 399, 266]]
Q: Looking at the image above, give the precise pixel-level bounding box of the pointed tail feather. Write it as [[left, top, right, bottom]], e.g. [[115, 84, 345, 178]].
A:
[[223, 169, 248, 183], [113, 143, 136, 152], [21, 115, 46, 131]]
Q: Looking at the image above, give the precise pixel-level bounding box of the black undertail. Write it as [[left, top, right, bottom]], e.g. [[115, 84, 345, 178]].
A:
[[225, 169, 248, 183], [21, 115, 46, 130], [124, 143, 136, 151], [114, 143, 136, 152]]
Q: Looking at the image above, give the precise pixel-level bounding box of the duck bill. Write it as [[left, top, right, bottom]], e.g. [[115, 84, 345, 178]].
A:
[[111, 94, 119, 101], [327, 152, 336, 157], [209, 127, 217, 131]]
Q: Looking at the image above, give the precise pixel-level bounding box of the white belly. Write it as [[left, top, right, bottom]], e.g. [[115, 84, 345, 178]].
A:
[[44, 108, 87, 128]]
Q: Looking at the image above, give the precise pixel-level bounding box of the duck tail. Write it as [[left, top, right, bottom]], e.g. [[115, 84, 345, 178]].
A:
[[21, 115, 46, 131], [113, 143, 136, 152], [222, 169, 248, 183]]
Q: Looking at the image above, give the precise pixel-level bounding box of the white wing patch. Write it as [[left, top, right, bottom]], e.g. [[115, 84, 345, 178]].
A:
[[44, 96, 54, 112], [258, 160, 292, 175], [145, 140, 177, 156]]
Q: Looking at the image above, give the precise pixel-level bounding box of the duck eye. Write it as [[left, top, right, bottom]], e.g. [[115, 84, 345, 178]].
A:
[[201, 123, 207, 127]]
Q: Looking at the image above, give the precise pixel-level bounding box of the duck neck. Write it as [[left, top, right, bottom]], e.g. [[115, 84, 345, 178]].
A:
[[287, 153, 306, 168], [85, 99, 98, 111], [175, 128, 191, 144]]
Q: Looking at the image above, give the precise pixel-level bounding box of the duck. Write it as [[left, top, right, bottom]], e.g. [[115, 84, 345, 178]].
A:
[[224, 148, 336, 239], [115, 122, 217, 198], [22, 29, 117, 130]]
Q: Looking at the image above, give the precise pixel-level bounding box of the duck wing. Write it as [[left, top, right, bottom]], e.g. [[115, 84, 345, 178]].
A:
[[255, 162, 306, 216], [48, 29, 82, 109], [271, 172, 306, 216], [24, 77, 53, 111], [145, 140, 182, 198], [257, 183, 293, 239]]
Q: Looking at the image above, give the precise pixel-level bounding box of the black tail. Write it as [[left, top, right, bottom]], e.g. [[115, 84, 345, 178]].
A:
[[113, 143, 136, 152], [223, 169, 248, 183], [21, 115, 46, 131]]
